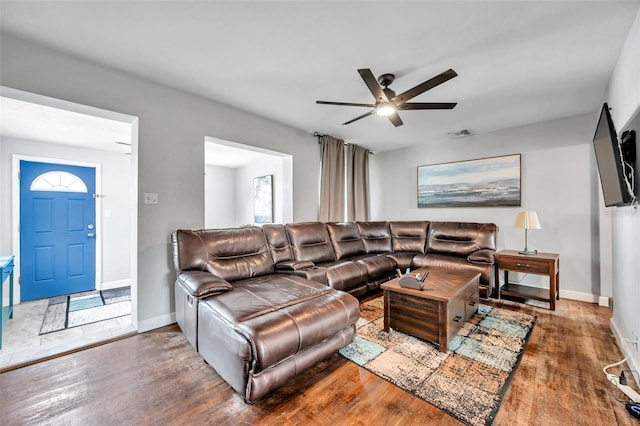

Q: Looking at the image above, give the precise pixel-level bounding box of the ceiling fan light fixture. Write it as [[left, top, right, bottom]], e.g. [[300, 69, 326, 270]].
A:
[[376, 104, 396, 116]]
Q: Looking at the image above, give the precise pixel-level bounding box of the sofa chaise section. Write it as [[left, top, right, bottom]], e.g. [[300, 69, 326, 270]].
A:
[[172, 227, 360, 403]]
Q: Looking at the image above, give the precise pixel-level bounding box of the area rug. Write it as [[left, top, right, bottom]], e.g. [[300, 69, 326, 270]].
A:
[[339, 297, 536, 426], [39, 287, 131, 335]]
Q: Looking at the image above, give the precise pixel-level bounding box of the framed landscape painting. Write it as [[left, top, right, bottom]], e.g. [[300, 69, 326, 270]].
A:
[[417, 154, 521, 208], [253, 175, 273, 223]]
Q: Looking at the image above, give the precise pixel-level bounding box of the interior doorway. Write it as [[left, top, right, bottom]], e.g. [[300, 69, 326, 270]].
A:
[[0, 87, 139, 369], [204, 136, 293, 228]]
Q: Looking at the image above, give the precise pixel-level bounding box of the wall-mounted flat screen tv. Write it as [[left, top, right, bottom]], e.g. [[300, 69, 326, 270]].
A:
[[593, 103, 632, 207]]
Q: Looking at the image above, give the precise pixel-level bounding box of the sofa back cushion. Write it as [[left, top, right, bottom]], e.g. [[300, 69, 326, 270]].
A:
[[389, 221, 429, 253], [426, 222, 498, 256], [262, 224, 293, 264], [285, 222, 336, 263], [356, 221, 392, 253], [172, 227, 274, 282], [325, 222, 366, 260]]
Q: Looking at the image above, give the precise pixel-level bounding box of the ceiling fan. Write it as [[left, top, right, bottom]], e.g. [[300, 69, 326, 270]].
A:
[[316, 68, 458, 127]]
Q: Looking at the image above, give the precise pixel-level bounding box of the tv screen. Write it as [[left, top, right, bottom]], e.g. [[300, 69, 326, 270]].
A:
[[593, 103, 631, 207]]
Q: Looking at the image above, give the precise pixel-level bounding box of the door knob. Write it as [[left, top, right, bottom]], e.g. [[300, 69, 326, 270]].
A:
[[88, 233, 95, 238]]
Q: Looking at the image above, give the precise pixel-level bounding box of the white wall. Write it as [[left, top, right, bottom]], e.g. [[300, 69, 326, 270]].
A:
[[235, 156, 284, 226], [0, 34, 320, 331], [371, 113, 599, 300], [604, 6, 640, 384], [204, 164, 236, 228], [0, 136, 132, 291]]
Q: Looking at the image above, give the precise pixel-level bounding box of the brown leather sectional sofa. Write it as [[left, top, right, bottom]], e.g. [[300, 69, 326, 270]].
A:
[[171, 220, 497, 403]]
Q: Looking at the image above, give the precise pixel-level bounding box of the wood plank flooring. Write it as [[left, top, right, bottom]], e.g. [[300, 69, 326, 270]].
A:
[[1, 298, 637, 425]]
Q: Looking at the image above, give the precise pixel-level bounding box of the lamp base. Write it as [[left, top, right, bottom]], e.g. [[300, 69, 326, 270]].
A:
[[518, 249, 538, 255]]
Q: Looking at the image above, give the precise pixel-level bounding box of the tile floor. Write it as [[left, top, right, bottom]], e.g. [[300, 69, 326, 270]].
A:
[[0, 297, 136, 369]]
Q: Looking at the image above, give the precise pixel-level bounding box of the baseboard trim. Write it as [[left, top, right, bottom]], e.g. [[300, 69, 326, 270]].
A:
[[100, 279, 131, 291], [137, 312, 176, 333], [610, 317, 640, 389], [558, 289, 599, 304], [598, 296, 611, 308]]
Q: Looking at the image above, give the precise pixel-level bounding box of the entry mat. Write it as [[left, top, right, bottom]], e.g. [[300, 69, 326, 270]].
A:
[[339, 297, 536, 426], [39, 287, 131, 335]]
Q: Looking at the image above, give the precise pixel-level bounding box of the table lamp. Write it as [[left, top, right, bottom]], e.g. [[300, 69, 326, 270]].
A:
[[513, 211, 541, 255]]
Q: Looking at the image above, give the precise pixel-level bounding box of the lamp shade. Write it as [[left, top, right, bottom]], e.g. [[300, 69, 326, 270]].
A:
[[513, 211, 541, 230]]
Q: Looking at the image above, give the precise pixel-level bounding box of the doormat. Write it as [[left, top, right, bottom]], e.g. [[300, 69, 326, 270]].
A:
[[339, 297, 536, 426], [39, 287, 131, 335]]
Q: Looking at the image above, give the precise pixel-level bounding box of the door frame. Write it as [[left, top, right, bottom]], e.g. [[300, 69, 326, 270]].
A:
[[12, 155, 103, 303]]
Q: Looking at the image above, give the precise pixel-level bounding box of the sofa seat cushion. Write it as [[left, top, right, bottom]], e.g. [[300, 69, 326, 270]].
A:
[[356, 254, 396, 281], [320, 260, 368, 293], [412, 253, 493, 287], [206, 274, 331, 322], [201, 274, 359, 372]]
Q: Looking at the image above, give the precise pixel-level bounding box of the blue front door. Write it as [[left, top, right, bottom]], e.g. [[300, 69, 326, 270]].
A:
[[20, 161, 97, 301]]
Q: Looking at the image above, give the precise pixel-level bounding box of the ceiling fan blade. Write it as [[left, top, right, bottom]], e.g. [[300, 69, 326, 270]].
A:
[[399, 102, 457, 110], [358, 69, 389, 102], [392, 69, 457, 104], [387, 112, 403, 127], [343, 110, 376, 125], [316, 100, 376, 108]]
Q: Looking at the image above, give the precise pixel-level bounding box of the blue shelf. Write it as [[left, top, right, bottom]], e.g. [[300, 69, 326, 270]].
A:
[[1, 255, 15, 349]]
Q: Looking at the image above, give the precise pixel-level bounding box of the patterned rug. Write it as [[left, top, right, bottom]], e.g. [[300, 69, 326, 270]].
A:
[[339, 297, 536, 426], [39, 287, 131, 335]]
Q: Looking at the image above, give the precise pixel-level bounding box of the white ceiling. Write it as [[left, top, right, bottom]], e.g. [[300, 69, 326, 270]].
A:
[[1, 1, 639, 153], [204, 139, 282, 168], [0, 96, 132, 154]]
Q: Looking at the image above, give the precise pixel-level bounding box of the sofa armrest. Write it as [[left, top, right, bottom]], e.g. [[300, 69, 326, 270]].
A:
[[467, 249, 496, 265], [275, 260, 315, 271], [177, 271, 232, 298]]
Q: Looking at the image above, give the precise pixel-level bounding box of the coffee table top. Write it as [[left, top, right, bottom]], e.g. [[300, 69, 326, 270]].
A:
[[381, 267, 480, 302]]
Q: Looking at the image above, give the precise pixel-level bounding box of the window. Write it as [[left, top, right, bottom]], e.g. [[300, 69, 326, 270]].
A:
[[30, 171, 88, 193]]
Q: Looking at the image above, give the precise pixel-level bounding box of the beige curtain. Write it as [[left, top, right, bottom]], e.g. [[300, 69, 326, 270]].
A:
[[346, 143, 370, 221], [319, 135, 345, 222]]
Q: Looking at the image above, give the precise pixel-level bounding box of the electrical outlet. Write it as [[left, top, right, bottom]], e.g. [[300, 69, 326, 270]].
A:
[[144, 192, 158, 205]]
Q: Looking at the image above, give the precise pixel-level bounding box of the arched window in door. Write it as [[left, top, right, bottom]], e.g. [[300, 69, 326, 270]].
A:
[[29, 171, 88, 193]]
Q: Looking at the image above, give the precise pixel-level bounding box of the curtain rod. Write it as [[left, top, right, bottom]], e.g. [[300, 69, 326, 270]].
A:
[[313, 132, 374, 154]]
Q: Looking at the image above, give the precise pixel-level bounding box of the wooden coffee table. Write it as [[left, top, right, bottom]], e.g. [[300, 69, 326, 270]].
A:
[[381, 267, 480, 352]]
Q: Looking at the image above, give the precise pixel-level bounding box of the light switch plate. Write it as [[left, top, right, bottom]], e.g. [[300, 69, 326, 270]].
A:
[[144, 192, 158, 204]]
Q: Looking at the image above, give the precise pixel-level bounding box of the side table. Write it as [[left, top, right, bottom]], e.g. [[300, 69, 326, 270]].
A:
[[1, 255, 15, 349], [494, 250, 560, 310]]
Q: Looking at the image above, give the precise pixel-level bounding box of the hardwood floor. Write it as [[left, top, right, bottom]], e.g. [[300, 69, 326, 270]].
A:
[[0, 298, 636, 425]]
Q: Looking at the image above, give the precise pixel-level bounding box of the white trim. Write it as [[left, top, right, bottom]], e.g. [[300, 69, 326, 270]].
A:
[[101, 279, 131, 291], [558, 288, 599, 304], [129, 119, 139, 329], [12, 155, 102, 303], [610, 317, 640, 389], [136, 312, 176, 333], [598, 296, 611, 308]]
